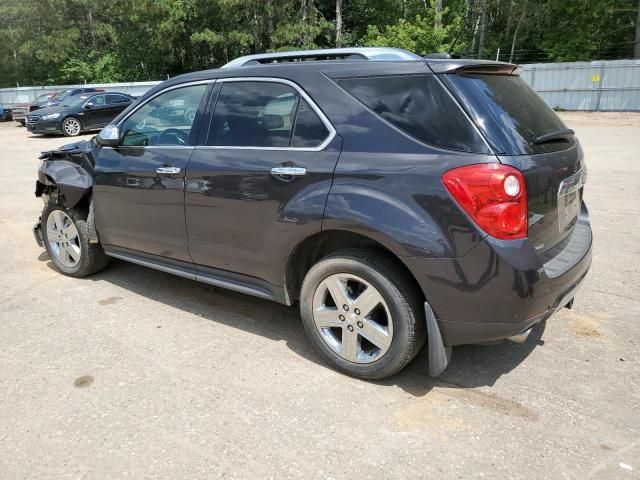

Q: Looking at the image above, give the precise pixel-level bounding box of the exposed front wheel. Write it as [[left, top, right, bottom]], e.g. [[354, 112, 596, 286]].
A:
[[300, 250, 426, 379], [61, 117, 82, 137], [42, 204, 109, 277]]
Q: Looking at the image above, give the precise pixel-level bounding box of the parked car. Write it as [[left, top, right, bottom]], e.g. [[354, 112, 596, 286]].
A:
[[29, 92, 58, 111], [47, 87, 105, 108], [10, 93, 55, 125], [32, 48, 592, 379], [0, 104, 11, 121], [26, 92, 134, 136]]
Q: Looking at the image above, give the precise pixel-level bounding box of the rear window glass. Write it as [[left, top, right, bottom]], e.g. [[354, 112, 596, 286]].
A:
[[445, 74, 574, 155], [336, 74, 488, 153]]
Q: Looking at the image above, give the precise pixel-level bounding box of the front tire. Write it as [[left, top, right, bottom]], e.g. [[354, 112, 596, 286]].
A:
[[61, 116, 82, 137], [42, 204, 109, 277], [300, 249, 426, 380]]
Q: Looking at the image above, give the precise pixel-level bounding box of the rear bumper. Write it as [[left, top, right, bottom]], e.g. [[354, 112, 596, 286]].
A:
[[404, 210, 592, 346]]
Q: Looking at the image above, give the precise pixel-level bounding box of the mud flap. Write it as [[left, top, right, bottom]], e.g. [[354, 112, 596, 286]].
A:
[[33, 217, 43, 247], [87, 200, 99, 243], [425, 302, 452, 377]]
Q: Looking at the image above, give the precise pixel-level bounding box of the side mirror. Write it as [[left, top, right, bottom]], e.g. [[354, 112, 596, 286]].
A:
[[84, 103, 93, 109], [96, 124, 120, 147]]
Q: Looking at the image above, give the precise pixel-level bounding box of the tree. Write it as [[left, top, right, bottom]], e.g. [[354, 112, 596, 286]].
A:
[[336, 0, 343, 47], [477, 0, 487, 58], [509, 0, 528, 63], [635, 0, 640, 58]]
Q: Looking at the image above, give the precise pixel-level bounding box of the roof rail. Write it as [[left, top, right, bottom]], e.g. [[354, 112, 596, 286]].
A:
[[221, 47, 423, 69]]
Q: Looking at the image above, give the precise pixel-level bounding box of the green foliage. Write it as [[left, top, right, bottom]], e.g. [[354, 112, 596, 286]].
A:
[[0, 0, 637, 88], [361, 15, 448, 54]]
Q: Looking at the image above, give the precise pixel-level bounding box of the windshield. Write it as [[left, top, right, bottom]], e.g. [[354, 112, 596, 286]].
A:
[[63, 95, 89, 107], [445, 74, 574, 155], [53, 90, 72, 102]]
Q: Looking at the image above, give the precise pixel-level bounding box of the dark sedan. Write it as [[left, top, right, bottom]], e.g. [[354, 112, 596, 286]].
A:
[[26, 92, 134, 137]]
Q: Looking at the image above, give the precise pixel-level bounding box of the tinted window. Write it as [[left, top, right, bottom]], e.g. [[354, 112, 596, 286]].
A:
[[90, 95, 105, 106], [291, 99, 329, 148], [445, 74, 573, 155], [208, 82, 299, 147], [337, 74, 487, 153], [107, 94, 129, 104], [121, 84, 207, 146]]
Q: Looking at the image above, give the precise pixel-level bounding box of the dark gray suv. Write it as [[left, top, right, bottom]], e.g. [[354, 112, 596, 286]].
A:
[[33, 48, 592, 379]]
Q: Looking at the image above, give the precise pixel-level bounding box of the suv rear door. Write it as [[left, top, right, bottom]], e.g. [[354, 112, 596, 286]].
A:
[[185, 78, 342, 287]]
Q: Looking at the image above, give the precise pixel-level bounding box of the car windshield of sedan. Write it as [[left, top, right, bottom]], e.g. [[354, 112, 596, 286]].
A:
[[63, 95, 90, 107], [53, 90, 72, 102]]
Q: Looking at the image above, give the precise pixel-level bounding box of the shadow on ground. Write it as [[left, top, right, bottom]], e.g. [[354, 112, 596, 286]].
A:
[[40, 254, 545, 397]]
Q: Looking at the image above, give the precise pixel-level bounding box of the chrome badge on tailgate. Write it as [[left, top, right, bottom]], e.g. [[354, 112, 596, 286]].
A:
[[558, 166, 587, 234]]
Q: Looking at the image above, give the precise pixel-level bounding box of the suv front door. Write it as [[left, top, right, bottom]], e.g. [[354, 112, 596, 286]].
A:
[[93, 82, 211, 262], [185, 78, 341, 287]]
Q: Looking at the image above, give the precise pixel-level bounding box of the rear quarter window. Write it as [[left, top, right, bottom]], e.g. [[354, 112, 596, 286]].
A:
[[336, 74, 488, 153]]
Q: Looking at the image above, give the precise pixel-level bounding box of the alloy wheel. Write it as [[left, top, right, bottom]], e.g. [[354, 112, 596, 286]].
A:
[[46, 210, 81, 268], [312, 273, 393, 364], [63, 118, 81, 136]]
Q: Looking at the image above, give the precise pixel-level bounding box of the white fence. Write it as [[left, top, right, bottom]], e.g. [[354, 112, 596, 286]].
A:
[[520, 59, 640, 111], [2, 58, 640, 111], [0, 81, 161, 107]]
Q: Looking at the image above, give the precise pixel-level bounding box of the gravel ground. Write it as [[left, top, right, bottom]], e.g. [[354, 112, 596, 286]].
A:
[[0, 113, 638, 479]]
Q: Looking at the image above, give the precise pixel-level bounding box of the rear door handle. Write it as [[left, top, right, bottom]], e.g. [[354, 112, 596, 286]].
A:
[[156, 166, 181, 175], [270, 167, 306, 177]]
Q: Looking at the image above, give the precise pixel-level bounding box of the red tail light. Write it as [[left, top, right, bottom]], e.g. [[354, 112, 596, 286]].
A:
[[442, 163, 527, 240]]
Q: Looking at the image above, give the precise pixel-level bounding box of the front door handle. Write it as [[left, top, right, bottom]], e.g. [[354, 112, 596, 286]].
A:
[[270, 167, 306, 177], [156, 166, 181, 175]]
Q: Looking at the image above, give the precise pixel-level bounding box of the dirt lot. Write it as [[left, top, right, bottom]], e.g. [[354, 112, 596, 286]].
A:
[[0, 113, 639, 479]]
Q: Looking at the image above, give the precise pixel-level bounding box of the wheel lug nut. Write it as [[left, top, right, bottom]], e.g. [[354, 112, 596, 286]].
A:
[[357, 321, 363, 328], [343, 304, 349, 311], [339, 315, 345, 321], [347, 325, 354, 332], [354, 308, 360, 315]]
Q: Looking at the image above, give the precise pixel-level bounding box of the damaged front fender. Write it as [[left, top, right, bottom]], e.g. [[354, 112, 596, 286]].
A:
[[36, 139, 98, 208]]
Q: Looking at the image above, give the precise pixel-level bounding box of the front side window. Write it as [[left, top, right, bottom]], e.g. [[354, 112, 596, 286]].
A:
[[207, 81, 329, 148], [120, 84, 207, 147], [336, 74, 488, 153], [89, 95, 105, 106]]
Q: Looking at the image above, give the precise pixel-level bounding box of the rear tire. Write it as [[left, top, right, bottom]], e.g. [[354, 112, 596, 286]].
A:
[[300, 249, 425, 380], [41, 203, 109, 277]]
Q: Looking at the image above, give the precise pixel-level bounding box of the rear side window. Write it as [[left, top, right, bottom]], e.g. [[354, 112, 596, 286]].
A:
[[207, 81, 329, 148], [445, 74, 574, 155], [336, 74, 487, 153], [292, 99, 328, 148], [107, 94, 125, 104]]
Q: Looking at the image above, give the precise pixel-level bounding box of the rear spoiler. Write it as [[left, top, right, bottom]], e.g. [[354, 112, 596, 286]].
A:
[[427, 60, 522, 76]]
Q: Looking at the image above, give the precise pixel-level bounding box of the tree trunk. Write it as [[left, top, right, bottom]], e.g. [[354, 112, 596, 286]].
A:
[[86, 5, 97, 51], [252, 1, 261, 53], [470, 12, 480, 55], [635, 0, 640, 59], [478, 0, 487, 59], [435, 0, 443, 29], [267, 0, 274, 50], [335, 0, 343, 47], [509, 0, 527, 63]]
